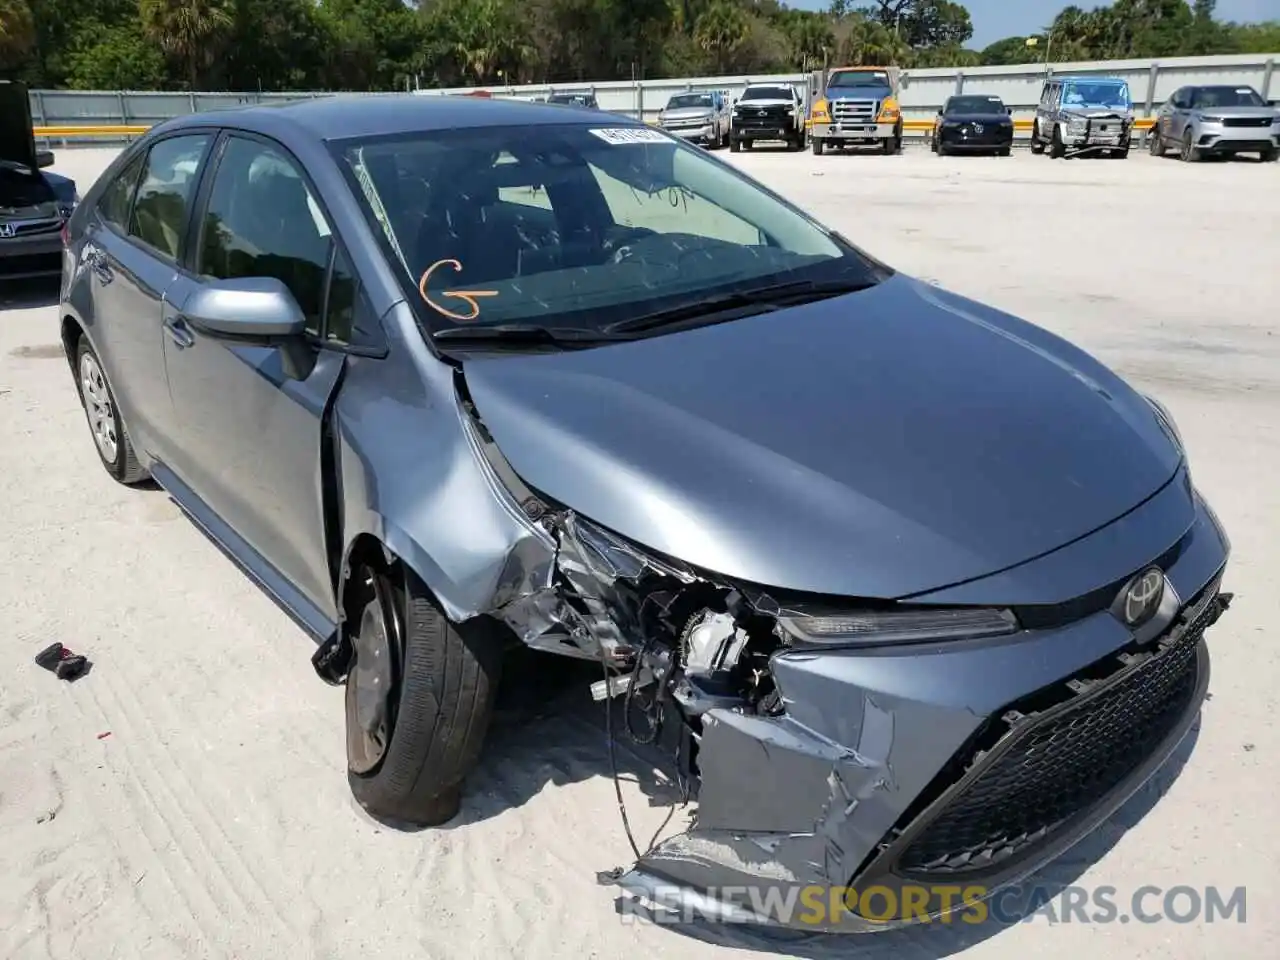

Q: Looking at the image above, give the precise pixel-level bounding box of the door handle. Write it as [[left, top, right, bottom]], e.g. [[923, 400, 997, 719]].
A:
[[163, 316, 195, 349]]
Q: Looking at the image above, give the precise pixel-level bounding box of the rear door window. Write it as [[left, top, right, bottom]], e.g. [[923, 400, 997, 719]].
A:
[[127, 134, 212, 261], [98, 154, 145, 232]]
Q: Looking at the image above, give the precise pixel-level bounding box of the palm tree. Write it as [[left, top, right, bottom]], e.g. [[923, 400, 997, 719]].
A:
[[693, 1, 750, 74], [139, 0, 234, 91]]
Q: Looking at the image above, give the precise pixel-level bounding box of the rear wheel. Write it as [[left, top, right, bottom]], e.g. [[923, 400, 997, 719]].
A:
[[74, 338, 147, 485], [346, 562, 504, 826]]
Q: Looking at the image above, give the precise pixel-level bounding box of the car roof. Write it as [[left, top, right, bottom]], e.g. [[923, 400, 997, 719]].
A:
[[153, 93, 635, 143]]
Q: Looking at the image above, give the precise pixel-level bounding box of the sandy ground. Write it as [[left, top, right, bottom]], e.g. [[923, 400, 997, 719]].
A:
[[1, 144, 1277, 959]]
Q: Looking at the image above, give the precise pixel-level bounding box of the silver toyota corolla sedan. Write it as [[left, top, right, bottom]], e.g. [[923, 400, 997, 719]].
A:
[[59, 95, 1231, 931]]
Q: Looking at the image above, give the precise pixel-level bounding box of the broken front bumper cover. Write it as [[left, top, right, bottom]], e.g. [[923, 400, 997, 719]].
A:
[[602, 502, 1230, 932]]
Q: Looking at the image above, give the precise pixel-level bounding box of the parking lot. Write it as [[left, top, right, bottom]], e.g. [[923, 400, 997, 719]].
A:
[[1, 145, 1277, 960]]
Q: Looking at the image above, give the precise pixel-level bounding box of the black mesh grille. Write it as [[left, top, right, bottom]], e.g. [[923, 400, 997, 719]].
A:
[[896, 590, 1218, 879], [1222, 117, 1271, 128]]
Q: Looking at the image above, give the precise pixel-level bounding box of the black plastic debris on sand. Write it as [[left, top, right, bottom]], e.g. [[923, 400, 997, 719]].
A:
[[34, 642, 91, 682]]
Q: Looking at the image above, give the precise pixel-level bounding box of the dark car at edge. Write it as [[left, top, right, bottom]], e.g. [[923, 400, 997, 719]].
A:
[[58, 95, 1231, 932], [1, 79, 77, 282], [931, 94, 1016, 156]]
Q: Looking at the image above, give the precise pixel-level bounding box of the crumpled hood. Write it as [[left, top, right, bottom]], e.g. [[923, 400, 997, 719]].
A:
[[461, 274, 1182, 599]]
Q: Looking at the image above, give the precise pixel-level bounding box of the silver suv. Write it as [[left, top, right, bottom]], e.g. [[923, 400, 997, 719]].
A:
[[657, 90, 731, 149], [1149, 84, 1279, 162]]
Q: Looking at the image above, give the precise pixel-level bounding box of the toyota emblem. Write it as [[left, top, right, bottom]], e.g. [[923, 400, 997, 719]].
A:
[[1121, 567, 1165, 627], [0, 223, 15, 239]]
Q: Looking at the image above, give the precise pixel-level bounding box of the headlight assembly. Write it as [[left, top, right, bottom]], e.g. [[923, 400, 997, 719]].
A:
[[777, 606, 1019, 648]]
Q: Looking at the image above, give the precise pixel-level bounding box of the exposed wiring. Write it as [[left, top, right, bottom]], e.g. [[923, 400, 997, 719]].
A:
[[599, 645, 643, 861]]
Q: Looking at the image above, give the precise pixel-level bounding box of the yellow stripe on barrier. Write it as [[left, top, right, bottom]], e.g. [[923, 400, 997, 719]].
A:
[[35, 125, 152, 136]]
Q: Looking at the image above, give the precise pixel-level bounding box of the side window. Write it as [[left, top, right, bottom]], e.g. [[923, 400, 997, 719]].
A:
[[98, 153, 145, 232], [127, 134, 211, 261], [195, 136, 332, 336], [324, 246, 382, 349]]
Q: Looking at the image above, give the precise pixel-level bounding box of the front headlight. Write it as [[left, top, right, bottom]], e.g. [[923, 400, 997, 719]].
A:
[[1144, 394, 1184, 454], [777, 607, 1019, 648]]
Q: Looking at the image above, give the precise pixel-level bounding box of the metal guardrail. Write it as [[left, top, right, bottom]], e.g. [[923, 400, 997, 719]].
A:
[[27, 52, 1273, 145]]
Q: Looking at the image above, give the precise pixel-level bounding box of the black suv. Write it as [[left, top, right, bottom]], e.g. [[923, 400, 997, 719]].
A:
[[1, 79, 77, 281]]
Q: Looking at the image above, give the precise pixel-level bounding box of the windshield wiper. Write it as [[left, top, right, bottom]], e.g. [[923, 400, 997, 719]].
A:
[[432, 324, 636, 347], [604, 278, 876, 335]]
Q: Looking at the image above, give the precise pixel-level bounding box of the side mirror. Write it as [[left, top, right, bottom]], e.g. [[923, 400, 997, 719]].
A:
[[1006, 107, 1013, 115], [1270, 99, 1278, 108], [36, 149, 55, 168], [184, 277, 307, 340], [937, 108, 943, 116]]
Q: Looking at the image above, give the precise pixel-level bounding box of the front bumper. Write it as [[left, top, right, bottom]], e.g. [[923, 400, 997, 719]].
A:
[[732, 120, 799, 140], [662, 123, 717, 143], [938, 125, 1014, 150], [607, 487, 1231, 932], [811, 121, 896, 142], [0, 227, 63, 280], [1065, 118, 1132, 149], [1194, 125, 1279, 153]]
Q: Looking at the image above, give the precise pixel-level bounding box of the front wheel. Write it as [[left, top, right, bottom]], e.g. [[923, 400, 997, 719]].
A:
[[1049, 126, 1066, 158], [812, 137, 824, 156], [997, 146, 1012, 157], [1148, 130, 1166, 157], [1030, 123, 1046, 154], [729, 136, 741, 153], [1260, 146, 1278, 162], [346, 563, 504, 826], [1181, 129, 1200, 162]]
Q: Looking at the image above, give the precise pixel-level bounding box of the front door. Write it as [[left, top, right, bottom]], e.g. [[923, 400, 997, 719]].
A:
[[161, 133, 346, 622]]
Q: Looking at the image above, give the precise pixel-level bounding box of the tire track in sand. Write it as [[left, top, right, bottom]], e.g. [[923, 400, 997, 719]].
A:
[[85, 665, 313, 956]]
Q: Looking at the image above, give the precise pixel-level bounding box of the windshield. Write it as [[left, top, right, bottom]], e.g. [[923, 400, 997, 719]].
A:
[[828, 70, 890, 88], [1062, 81, 1131, 110], [741, 87, 794, 102], [667, 94, 713, 109], [945, 95, 1006, 115], [1190, 86, 1266, 108], [549, 94, 593, 106], [334, 123, 878, 334]]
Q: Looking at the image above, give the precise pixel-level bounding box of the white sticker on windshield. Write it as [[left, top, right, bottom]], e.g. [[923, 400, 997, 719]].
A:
[[1237, 88, 1253, 94], [589, 127, 670, 145]]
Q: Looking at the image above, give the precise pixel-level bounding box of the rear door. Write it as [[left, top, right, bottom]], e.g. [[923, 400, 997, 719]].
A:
[[160, 132, 357, 621], [82, 133, 214, 457]]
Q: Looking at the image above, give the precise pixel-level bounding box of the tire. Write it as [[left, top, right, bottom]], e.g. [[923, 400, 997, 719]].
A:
[[1148, 130, 1164, 156], [936, 139, 949, 157], [1180, 129, 1200, 163], [1049, 126, 1066, 159], [74, 337, 147, 485], [729, 136, 740, 153], [929, 131, 937, 153], [812, 137, 824, 156], [743, 139, 753, 150], [1261, 147, 1278, 162], [998, 146, 1012, 157], [1030, 122, 1045, 155], [347, 562, 503, 826]]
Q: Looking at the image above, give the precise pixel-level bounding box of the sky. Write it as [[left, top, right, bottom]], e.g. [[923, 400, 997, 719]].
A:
[[788, 1, 1279, 49]]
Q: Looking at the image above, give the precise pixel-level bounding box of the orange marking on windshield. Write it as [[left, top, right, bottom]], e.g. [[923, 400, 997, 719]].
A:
[[418, 258, 498, 321]]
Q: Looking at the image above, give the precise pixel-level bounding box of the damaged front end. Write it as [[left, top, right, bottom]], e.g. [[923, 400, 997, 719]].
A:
[[324, 366, 1232, 934]]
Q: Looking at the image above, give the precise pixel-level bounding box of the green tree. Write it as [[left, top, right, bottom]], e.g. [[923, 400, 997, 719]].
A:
[[65, 22, 167, 88], [900, 0, 971, 48], [0, 0, 36, 70], [138, 0, 234, 90]]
